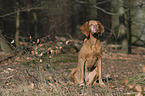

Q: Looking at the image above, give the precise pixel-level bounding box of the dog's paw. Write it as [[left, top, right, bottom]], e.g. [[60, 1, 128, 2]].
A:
[[79, 83, 86, 86], [99, 82, 106, 87]]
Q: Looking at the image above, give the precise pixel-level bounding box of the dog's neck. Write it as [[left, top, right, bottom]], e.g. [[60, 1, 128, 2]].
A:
[[89, 33, 99, 45]]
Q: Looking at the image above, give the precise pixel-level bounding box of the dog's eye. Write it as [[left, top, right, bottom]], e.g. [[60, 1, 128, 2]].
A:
[[90, 24, 93, 26], [96, 24, 99, 27]]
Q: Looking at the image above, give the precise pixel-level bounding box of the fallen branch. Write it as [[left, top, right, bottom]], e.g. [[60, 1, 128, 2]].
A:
[[107, 44, 121, 48], [0, 75, 14, 79], [0, 52, 16, 63], [26, 69, 39, 83]]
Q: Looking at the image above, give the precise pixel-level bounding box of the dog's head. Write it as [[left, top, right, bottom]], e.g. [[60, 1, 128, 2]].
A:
[[80, 20, 104, 37]]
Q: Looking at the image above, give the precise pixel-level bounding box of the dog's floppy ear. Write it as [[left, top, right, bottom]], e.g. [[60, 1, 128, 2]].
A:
[[97, 21, 104, 35], [80, 21, 90, 36]]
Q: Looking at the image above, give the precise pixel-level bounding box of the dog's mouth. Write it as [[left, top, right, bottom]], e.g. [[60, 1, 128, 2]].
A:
[[91, 28, 101, 39], [91, 30, 100, 35], [90, 25, 100, 34]]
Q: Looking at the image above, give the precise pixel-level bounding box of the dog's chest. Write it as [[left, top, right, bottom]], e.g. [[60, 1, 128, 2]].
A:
[[85, 41, 101, 54]]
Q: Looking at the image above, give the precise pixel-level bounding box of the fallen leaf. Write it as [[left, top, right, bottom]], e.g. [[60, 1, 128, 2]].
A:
[[40, 59, 42, 62], [135, 92, 143, 96], [104, 74, 111, 78], [28, 83, 34, 90], [143, 65, 145, 72], [127, 83, 136, 89], [121, 85, 125, 88], [39, 53, 43, 56], [135, 85, 142, 92], [37, 39, 39, 43], [11, 40, 14, 44], [123, 78, 128, 85]]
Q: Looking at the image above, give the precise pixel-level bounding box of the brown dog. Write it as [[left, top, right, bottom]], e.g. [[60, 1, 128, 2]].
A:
[[70, 20, 105, 86]]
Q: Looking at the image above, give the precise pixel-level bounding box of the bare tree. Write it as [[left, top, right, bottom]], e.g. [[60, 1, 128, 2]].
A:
[[119, 0, 129, 53], [130, 0, 145, 45], [111, 0, 129, 53], [15, 1, 20, 47], [87, 0, 98, 19]]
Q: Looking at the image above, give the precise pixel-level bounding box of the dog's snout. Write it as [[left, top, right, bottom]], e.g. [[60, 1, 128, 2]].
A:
[[90, 26, 95, 33], [90, 25, 99, 34]]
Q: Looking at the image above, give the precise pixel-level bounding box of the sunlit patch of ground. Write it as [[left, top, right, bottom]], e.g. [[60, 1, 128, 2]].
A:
[[0, 47, 145, 95]]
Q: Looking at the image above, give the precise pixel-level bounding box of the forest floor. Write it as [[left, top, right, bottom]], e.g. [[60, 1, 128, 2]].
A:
[[0, 45, 145, 96]]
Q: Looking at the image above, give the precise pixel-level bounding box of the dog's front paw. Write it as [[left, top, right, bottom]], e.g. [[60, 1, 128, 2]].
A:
[[99, 82, 106, 87]]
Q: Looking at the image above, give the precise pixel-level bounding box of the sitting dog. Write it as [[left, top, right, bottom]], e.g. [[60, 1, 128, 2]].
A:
[[70, 20, 105, 86]]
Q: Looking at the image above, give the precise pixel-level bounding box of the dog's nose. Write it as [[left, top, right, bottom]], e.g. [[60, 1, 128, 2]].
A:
[[90, 26, 99, 34], [90, 26, 96, 33]]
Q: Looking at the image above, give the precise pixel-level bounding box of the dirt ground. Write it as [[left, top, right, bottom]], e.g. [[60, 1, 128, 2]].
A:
[[0, 46, 145, 95]]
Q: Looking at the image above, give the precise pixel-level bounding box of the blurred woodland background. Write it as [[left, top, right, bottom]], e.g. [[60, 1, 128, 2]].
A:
[[0, 0, 145, 54], [0, 0, 145, 95]]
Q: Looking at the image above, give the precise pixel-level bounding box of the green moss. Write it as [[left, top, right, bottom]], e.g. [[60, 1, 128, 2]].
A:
[[128, 73, 145, 84], [51, 54, 78, 63]]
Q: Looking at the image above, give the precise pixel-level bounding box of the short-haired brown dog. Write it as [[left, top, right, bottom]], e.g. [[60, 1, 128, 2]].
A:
[[70, 20, 105, 86]]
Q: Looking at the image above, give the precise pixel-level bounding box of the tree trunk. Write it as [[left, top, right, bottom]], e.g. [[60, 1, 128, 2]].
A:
[[130, 0, 145, 45], [86, 0, 97, 20], [71, 0, 80, 37], [15, 2, 20, 47], [119, 0, 128, 54], [111, 0, 119, 38], [46, 0, 72, 39], [33, 11, 38, 39], [88, 0, 97, 19], [111, 0, 129, 53], [0, 31, 12, 52]]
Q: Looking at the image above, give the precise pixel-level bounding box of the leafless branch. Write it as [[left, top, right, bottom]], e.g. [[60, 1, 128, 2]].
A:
[[26, 69, 39, 83], [0, 75, 14, 79], [0, 6, 47, 18], [96, 0, 111, 5], [0, 11, 17, 18], [77, 0, 117, 15], [93, 5, 117, 15]]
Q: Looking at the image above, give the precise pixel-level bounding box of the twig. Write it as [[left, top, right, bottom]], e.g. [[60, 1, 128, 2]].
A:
[[46, 58, 62, 84], [47, 80, 58, 92], [77, 0, 117, 15], [26, 69, 39, 83], [0, 6, 48, 18], [96, 0, 110, 5], [0, 51, 16, 63], [123, 92, 139, 95], [66, 33, 73, 40], [0, 75, 14, 79], [93, 5, 117, 15]]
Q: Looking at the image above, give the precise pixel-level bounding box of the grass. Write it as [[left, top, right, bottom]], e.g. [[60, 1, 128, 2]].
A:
[[51, 54, 78, 63], [128, 73, 145, 84], [0, 53, 145, 96]]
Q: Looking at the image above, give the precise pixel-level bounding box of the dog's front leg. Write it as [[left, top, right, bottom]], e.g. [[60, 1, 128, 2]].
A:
[[85, 67, 98, 85], [98, 57, 105, 87]]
